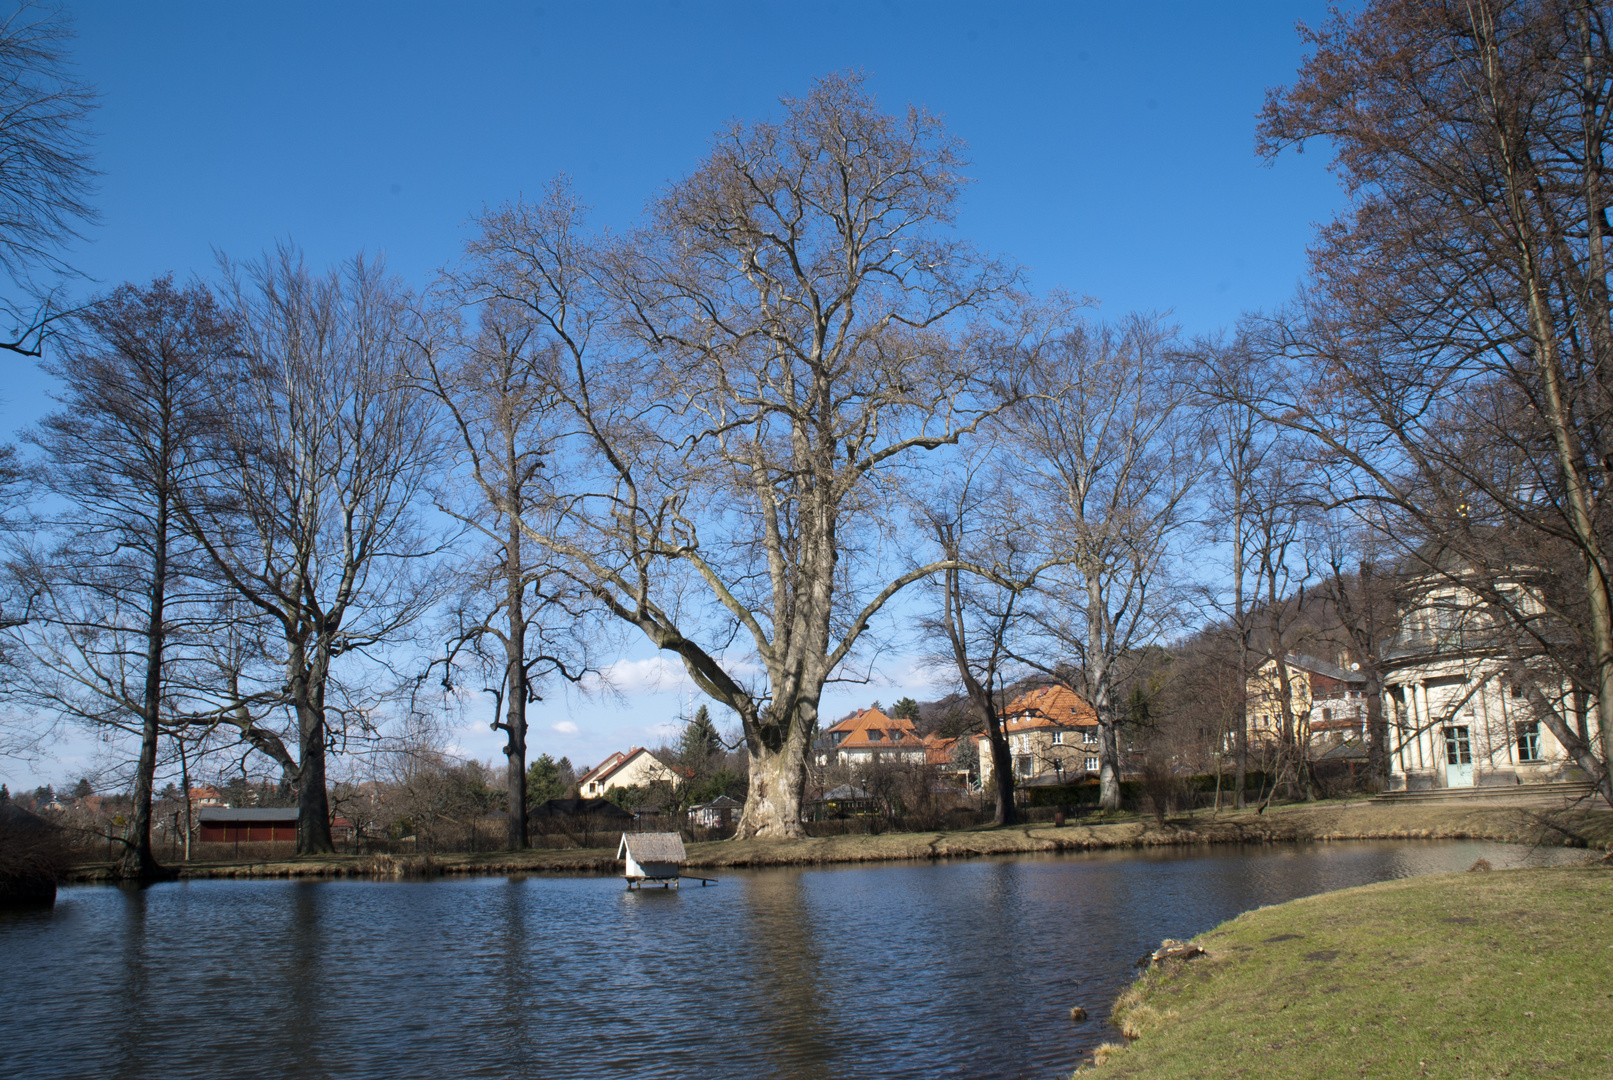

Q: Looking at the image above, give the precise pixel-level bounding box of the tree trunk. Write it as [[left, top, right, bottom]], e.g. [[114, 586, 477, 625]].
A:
[[735, 724, 809, 840], [119, 489, 169, 882], [1097, 719, 1121, 812], [504, 513, 529, 851], [294, 680, 334, 855]]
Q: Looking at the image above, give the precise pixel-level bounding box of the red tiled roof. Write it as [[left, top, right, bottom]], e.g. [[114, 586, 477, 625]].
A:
[[824, 706, 922, 750], [579, 747, 677, 789], [577, 749, 633, 788], [999, 685, 1099, 732], [921, 732, 959, 766]]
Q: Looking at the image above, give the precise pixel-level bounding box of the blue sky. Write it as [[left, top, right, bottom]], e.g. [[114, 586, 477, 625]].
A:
[[4, 2, 1348, 790]]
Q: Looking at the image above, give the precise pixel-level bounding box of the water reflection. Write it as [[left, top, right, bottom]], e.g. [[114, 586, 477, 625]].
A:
[[0, 840, 1586, 1080], [743, 871, 832, 1080]]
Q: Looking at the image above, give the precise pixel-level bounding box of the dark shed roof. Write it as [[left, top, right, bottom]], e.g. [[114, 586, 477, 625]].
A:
[[197, 807, 299, 823]]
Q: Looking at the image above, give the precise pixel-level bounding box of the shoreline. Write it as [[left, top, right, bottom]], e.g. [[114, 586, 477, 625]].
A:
[[1083, 862, 1613, 1077], [64, 798, 1613, 883]]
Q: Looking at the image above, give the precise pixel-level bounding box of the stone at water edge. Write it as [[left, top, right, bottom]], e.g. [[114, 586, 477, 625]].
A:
[[1138, 938, 1207, 968], [1069, 1006, 1088, 1021]]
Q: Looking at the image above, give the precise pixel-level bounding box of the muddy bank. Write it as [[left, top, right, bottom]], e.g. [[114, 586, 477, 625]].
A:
[[64, 798, 1613, 883]]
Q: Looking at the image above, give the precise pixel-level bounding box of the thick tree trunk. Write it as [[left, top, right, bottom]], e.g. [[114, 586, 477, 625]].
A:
[[985, 721, 1017, 827], [1097, 720, 1121, 811], [294, 689, 334, 855], [735, 737, 808, 840], [1364, 669, 1386, 787]]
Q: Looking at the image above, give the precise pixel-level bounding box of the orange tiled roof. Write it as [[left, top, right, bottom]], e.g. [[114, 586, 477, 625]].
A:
[[1000, 685, 1098, 731], [824, 706, 922, 750], [922, 732, 958, 765]]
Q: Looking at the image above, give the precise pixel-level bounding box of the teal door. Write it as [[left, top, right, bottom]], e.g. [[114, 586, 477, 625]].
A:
[[1444, 726, 1474, 787]]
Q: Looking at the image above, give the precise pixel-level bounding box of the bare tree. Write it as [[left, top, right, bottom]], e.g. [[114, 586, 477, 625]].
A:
[[1255, 0, 1613, 803], [459, 76, 1031, 839], [178, 249, 443, 854], [1011, 315, 1201, 811], [919, 466, 1040, 826], [1317, 514, 1398, 784], [0, 2, 97, 357], [12, 277, 233, 879], [417, 298, 593, 849], [1192, 342, 1272, 806]]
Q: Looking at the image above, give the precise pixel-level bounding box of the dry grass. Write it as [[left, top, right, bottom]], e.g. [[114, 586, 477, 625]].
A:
[[1080, 863, 1613, 1079]]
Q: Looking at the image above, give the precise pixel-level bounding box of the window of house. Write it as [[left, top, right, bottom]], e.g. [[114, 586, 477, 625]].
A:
[[1014, 755, 1033, 777], [1515, 721, 1541, 762], [1084, 756, 1100, 772], [1444, 725, 1472, 765], [1510, 684, 1524, 699], [868, 730, 883, 741], [1322, 708, 1333, 722], [1083, 728, 1097, 744], [1052, 731, 1064, 745]]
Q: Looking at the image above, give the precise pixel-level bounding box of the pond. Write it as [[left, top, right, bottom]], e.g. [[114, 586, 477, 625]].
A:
[[0, 839, 1585, 1080]]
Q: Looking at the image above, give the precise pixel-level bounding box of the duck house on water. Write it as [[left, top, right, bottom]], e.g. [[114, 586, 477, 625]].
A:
[[618, 832, 714, 889]]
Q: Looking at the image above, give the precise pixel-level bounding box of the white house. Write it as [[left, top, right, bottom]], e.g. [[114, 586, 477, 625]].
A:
[[1382, 546, 1600, 791], [815, 706, 927, 767], [576, 747, 682, 799]]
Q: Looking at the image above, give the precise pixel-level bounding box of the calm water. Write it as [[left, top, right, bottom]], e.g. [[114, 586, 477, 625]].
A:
[[0, 840, 1585, 1080]]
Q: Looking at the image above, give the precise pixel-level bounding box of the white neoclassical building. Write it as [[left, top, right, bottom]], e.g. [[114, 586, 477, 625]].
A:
[[1381, 549, 1599, 792]]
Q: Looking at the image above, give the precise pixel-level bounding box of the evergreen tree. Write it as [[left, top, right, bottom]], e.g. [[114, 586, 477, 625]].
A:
[[677, 706, 721, 777], [890, 697, 921, 721], [525, 754, 575, 805]]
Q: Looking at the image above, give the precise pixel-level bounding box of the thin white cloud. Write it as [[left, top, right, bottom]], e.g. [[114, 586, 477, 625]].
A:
[[587, 656, 693, 696], [551, 720, 580, 736]]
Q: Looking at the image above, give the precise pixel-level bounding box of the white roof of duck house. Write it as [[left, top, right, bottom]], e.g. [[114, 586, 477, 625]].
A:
[[618, 832, 686, 880]]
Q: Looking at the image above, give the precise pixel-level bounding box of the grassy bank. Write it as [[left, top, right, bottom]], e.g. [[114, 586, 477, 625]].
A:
[[1086, 863, 1613, 1079], [64, 798, 1613, 882]]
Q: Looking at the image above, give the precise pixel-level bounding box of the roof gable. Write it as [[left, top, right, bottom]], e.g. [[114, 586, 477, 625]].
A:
[[1001, 685, 1098, 729], [824, 706, 923, 748]]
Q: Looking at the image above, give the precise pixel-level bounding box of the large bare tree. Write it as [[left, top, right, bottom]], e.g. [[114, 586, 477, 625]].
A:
[[179, 249, 443, 854], [417, 298, 592, 849], [14, 277, 233, 879], [1254, 0, 1613, 803], [460, 76, 1029, 838], [1011, 315, 1202, 811]]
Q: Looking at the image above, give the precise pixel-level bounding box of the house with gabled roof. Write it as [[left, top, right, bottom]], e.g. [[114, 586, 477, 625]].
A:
[[1246, 654, 1369, 749], [977, 685, 1101, 788], [576, 747, 681, 799], [815, 706, 927, 767]]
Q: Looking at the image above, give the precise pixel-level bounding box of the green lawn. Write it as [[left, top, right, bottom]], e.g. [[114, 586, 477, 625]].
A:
[[1085, 864, 1613, 1080]]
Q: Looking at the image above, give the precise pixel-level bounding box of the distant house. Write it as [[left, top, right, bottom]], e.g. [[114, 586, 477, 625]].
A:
[[809, 783, 879, 817], [1246, 654, 1368, 749], [197, 807, 297, 844], [576, 747, 681, 799], [977, 685, 1101, 788], [815, 706, 927, 767], [688, 794, 742, 828], [188, 785, 224, 810], [1381, 544, 1602, 792]]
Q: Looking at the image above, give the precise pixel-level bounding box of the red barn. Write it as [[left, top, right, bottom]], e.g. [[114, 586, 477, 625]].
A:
[[197, 807, 298, 844]]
